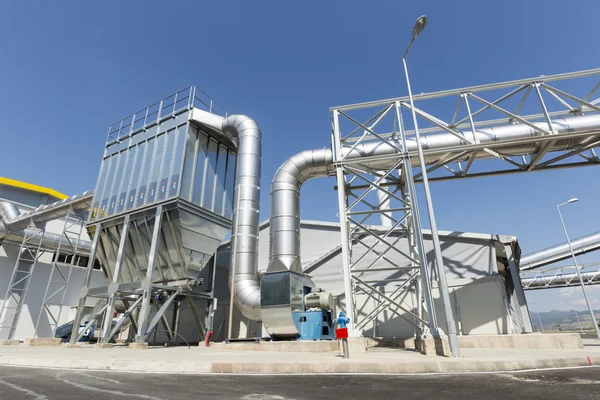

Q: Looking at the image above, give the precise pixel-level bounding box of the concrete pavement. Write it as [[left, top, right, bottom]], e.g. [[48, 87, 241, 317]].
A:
[[1, 365, 600, 399], [0, 339, 599, 374]]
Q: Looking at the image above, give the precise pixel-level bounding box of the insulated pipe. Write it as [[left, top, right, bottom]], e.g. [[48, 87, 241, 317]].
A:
[[0, 227, 92, 255], [224, 115, 263, 322], [191, 109, 600, 324], [0, 191, 94, 254], [0, 191, 94, 233], [192, 111, 264, 322], [268, 149, 335, 274], [345, 114, 600, 169], [520, 231, 600, 271]]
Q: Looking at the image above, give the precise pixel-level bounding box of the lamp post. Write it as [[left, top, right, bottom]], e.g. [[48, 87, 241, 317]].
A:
[[573, 310, 583, 333], [403, 15, 460, 358], [557, 198, 600, 340], [533, 302, 544, 332]]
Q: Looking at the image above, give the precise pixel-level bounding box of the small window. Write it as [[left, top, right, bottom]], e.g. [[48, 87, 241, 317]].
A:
[[299, 316, 307, 323], [322, 327, 329, 335]]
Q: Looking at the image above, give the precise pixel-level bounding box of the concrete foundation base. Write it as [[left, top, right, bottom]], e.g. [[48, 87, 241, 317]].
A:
[[364, 337, 415, 349], [129, 342, 149, 350], [0, 339, 20, 346], [457, 333, 583, 350], [95, 343, 113, 349], [365, 333, 583, 356], [62, 343, 81, 348], [421, 336, 450, 356], [23, 338, 61, 347], [211, 341, 339, 352], [339, 338, 367, 355]]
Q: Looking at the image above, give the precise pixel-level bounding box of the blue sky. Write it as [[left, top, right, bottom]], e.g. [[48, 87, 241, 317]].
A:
[[1, 1, 599, 312]]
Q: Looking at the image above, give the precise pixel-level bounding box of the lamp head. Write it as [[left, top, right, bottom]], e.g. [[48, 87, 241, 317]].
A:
[[567, 198, 579, 204], [412, 15, 428, 38]]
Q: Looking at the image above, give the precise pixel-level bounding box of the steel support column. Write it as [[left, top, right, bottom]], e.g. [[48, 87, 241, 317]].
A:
[[135, 206, 163, 343], [505, 243, 533, 332], [70, 224, 102, 344], [100, 215, 131, 343]]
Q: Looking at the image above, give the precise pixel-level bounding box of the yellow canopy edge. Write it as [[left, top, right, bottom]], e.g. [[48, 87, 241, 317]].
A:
[[0, 176, 68, 201]]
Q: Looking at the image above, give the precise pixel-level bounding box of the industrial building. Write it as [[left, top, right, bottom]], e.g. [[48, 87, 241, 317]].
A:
[[1, 68, 600, 356], [215, 220, 531, 341], [0, 177, 530, 342]]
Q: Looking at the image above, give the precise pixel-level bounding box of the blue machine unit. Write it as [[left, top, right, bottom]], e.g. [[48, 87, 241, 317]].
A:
[[55, 318, 97, 343], [293, 310, 334, 341]]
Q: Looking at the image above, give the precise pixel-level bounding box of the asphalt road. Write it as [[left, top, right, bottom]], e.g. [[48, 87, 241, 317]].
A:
[[0, 365, 599, 399]]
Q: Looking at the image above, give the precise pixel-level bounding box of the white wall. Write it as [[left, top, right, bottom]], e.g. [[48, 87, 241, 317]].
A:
[[217, 221, 518, 340]]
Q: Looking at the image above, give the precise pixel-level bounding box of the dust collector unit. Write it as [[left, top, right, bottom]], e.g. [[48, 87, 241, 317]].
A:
[[89, 88, 236, 285]]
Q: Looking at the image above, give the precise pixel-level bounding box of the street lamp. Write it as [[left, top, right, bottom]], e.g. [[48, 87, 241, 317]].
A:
[[403, 15, 461, 358], [557, 198, 600, 340]]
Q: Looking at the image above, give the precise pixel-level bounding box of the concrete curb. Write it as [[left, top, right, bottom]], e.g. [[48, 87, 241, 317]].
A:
[[0, 353, 597, 375]]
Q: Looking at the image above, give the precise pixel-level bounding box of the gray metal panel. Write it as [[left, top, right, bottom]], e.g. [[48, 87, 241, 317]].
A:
[[260, 271, 315, 338]]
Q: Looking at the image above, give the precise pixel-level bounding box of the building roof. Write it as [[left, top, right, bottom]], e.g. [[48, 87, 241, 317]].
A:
[[0, 176, 68, 201], [220, 219, 517, 247]]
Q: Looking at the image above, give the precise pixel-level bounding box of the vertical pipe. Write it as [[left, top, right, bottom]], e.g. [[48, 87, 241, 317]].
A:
[[135, 206, 163, 342], [227, 189, 241, 341]]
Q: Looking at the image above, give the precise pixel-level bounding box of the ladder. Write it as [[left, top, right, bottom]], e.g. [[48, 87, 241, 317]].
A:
[[0, 227, 47, 340]]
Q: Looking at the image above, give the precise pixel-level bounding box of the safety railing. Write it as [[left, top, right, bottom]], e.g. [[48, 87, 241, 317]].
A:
[[106, 86, 227, 144]]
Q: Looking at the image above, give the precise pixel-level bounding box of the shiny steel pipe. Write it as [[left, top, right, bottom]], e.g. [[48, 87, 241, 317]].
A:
[[224, 115, 263, 322], [0, 191, 94, 254], [191, 109, 600, 324], [344, 114, 600, 169], [1, 191, 94, 233], [193, 110, 264, 322], [520, 231, 600, 271], [0, 228, 92, 255], [268, 149, 335, 274]]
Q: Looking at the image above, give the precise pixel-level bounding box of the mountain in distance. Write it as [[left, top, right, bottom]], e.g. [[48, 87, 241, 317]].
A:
[[529, 309, 600, 331]]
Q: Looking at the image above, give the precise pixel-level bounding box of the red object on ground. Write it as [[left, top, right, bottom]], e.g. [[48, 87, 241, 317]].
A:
[[336, 328, 348, 339], [205, 330, 213, 347]]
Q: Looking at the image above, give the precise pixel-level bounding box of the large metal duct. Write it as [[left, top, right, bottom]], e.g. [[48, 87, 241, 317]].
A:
[[268, 149, 335, 274], [520, 231, 600, 271], [191, 110, 600, 328], [191, 111, 263, 322], [0, 191, 94, 254], [345, 114, 600, 169]]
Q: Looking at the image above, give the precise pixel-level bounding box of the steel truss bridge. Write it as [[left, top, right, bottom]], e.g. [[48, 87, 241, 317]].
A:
[[330, 68, 600, 342]]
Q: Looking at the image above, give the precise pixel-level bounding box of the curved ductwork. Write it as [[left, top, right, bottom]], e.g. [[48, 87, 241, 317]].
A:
[[223, 115, 263, 322], [194, 110, 600, 327], [268, 149, 335, 274], [191, 111, 264, 322]]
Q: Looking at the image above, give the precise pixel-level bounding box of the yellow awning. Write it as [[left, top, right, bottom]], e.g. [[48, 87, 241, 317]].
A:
[[0, 176, 68, 201]]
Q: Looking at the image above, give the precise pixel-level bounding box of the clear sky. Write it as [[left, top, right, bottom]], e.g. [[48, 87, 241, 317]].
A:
[[1, 1, 599, 312]]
